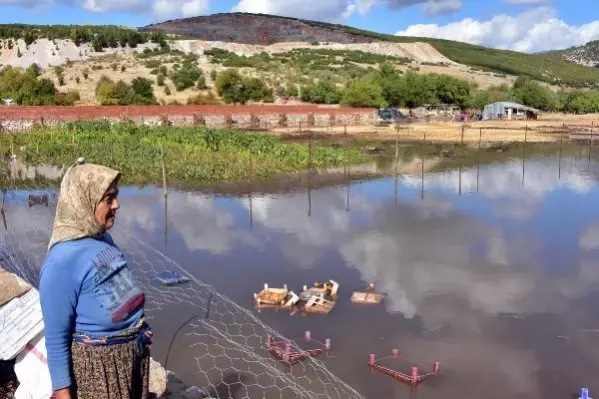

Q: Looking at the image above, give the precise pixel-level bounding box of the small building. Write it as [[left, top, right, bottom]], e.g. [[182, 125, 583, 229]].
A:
[[2, 99, 15, 106], [483, 102, 541, 120]]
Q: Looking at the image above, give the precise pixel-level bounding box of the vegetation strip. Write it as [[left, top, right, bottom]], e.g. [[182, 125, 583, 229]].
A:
[[8, 121, 364, 187]]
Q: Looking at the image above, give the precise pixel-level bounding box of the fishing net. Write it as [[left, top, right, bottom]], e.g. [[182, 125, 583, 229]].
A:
[[0, 163, 365, 398]]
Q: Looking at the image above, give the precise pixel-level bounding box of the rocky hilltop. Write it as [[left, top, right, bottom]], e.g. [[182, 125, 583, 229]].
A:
[[143, 13, 374, 45], [544, 40, 599, 68]]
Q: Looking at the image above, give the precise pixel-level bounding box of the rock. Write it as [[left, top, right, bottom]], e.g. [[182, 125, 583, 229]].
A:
[[149, 358, 167, 398]]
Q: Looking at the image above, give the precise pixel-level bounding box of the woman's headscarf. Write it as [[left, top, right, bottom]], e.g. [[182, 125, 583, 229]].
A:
[[48, 160, 121, 251]]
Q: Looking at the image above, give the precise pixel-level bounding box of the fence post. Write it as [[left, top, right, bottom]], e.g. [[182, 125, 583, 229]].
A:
[[590, 121, 594, 162], [160, 145, 167, 198], [559, 126, 563, 180], [477, 129, 481, 193], [461, 124, 465, 144], [479, 128, 482, 149]]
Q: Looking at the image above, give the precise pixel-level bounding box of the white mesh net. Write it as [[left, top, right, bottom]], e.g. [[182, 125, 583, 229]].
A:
[[0, 165, 365, 399]]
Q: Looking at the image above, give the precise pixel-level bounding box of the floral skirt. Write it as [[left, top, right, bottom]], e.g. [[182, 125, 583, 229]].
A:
[[0, 379, 18, 399], [71, 331, 150, 399]]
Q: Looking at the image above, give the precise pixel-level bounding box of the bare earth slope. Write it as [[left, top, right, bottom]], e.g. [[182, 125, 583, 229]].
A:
[[144, 13, 373, 45]]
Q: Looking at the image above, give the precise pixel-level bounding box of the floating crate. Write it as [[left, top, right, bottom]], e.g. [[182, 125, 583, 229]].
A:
[[351, 283, 382, 304], [254, 284, 299, 309]]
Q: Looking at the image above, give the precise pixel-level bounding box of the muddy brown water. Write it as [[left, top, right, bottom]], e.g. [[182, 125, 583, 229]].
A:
[[5, 148, 599, 399]]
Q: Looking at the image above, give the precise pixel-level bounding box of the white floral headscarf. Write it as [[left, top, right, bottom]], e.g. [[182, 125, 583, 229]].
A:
[[48, 160, 120, 251]]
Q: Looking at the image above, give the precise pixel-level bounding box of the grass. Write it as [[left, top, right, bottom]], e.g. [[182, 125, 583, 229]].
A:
[[4, 120, 364, 187]]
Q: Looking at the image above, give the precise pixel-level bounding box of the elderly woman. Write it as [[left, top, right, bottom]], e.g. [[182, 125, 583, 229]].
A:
[[40, 161, 151, 399]]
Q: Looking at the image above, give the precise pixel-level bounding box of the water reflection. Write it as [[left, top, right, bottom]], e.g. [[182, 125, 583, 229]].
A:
[[4, 153, 599, 398]]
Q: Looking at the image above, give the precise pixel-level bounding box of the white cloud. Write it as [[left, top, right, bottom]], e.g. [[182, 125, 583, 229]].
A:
[[504, 0, 548, 4], [421, 0, 461, 16], [233, 0, 351, 22], [396, 7, 599, 53], [233, 0, 463, 22], [2, 0, 211, 19]]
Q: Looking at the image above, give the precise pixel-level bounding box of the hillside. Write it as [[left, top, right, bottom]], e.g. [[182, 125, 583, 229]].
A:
[[544, 40, 599, 68], [144, 12, 599, 88]]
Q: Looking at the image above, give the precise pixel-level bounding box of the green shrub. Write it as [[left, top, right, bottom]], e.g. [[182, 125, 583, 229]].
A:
[[0, 66, 70, 105], [215, 69, 248, 104], [95, 75, 155, 105], [170, 60, 203, 91], [287, 85, 299, 97], [341, 77, 387, 108], [301, 81, 342, 104]]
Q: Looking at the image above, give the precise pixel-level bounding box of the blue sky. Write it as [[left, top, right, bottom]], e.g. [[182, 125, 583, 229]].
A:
[[1, 0, 598, 52]]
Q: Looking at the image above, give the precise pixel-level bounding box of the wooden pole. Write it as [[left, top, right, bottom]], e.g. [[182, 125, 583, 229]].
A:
[[461, 125, 465, 145], [522, 127, 527, 187], [590, 121, 594, 163], [559, 126, 563, 180], [477, 129, 481, 193], [458, 163, 462, 197], [249, 193, 254, 228], [308, 133, 313, 217], [160, 145, 167, 198], [421, 155, 425, 200]]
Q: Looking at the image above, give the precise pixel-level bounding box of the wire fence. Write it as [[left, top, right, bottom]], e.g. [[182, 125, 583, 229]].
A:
[[0, 134, 367, 398]]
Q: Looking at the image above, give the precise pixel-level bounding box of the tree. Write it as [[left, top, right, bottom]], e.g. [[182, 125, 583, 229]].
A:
[[131, 77, 155, 105], [210, 70, 218, 81], [215, 69, 250, 104], [341, 77, 387, 108], [376, 62, 404, 107], [432, 74, 471, 109], [92, 37, 103, 52], [244, 77, 271, 102], [301, 80, 342, 104], [512, 78, 552, 111], [26, 63, 41, 78], [0, 67, 65, 105], [96, 76, 119, 105], [287, 84, 299, 97], [402, 72, 436, 110], [170, 60, 202, 91], [157, 74, 165, 86], [197, 74, 207, 90]]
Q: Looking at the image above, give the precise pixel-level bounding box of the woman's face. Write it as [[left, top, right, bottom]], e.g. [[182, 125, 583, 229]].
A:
[[95, 180, 120, 230]]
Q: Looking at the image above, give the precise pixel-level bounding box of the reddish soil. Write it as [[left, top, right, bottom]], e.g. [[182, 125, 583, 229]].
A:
[[0, 105, 374, 121]]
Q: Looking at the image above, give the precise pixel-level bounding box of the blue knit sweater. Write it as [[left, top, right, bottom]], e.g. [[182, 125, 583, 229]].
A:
[[39, 234, 145, 391]]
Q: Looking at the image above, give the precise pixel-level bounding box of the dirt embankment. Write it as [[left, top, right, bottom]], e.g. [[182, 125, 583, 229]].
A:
[[1, 106, 595, 144]]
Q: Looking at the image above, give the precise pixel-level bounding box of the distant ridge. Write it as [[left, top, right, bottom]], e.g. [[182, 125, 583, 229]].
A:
[[142, 12, 599, 88]]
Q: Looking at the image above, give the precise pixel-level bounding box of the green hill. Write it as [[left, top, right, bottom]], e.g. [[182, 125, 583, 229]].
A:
[[543, 40, 599, 68], [302, 19, 599, 88]]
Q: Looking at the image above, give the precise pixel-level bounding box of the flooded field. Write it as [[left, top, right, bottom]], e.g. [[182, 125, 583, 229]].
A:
[[4, 143, 599, 398]]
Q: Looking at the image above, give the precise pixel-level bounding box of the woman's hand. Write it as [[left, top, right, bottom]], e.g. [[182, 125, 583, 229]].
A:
[[54, 388, 72, 399]]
